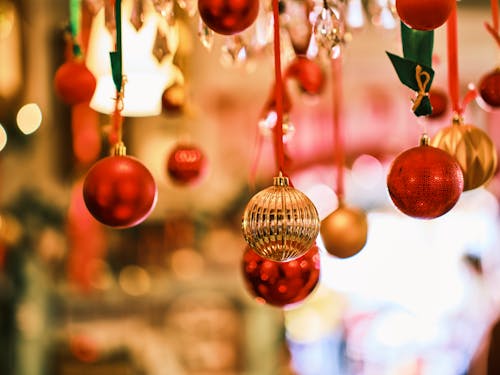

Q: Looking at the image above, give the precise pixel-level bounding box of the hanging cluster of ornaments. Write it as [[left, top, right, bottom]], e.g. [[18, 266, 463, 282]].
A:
[[386, 0, 498, 220]]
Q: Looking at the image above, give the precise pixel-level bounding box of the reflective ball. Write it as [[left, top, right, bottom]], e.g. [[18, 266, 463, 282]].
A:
[[167, 143, 206, 185], [242, 245, 320, 308], [83, 155, 157, 228], [320, 205, 368, 258], [479, 68, 500, 108], [428, 88, 449, 119], [54, 60, 96, 105], [387, 140, 463, 219], [198, 0, 259, 35], [395, 0, 454, 30]]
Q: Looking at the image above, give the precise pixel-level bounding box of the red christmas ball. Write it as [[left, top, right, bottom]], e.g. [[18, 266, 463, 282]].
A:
[[83, 155, 157, 228], [285, 57, 325, 96], [387, 140, 464, 219], [395, 0, 454, 30], [428, 88, 449, 119], [198, 0, 259, 35], [479, 68, 500, 108], [167, 144, 206, 185], [54, 60, 97, 105], [241, 245, 320, 308]]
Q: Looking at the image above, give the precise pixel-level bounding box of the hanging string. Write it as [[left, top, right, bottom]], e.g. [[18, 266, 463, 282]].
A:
[[271, 0, 286, 175], [331, 56, 345, 203], [447, 2, 461, 115], [485, 0, 500, 46], [69, 0, 82, 57], [108, 0, 125, 151]]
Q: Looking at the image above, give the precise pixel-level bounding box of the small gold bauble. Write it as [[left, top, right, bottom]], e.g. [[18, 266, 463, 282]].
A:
[[241, 174, 320, 262], [320, 204, 368, 259], [431, 117, 497, 191]]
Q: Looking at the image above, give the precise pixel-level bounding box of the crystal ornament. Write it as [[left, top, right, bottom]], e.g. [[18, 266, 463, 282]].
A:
[[345, 0, 366, 30], [130, 0, 145, 31], [258, 112, 296, 143], [242, 174, 320, 262], [177, 0, 197, 17], [198, 19, 214, 50], [152, 28, 170, 62], [313, 4, 345, 57], [152, 0, 175, 18], [220, 35, 248, 67]]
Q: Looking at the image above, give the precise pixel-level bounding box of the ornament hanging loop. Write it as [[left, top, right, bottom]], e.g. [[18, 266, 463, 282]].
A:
[[111, 141, 127, 156], [419, 133, 430, 146], [412, 65, 430, 112]]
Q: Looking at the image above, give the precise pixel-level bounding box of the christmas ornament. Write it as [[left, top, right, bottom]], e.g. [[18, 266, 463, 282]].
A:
[[162, 82, 186, 114], [387, 134, 463, 219], [198, 0, 259, 35], [478, 68, 500, 108], [54, 60, 97, 105], [313, 2, 345, 58], [428, 88, 448, 119], [167, 143, 206, 185], [242, 174, 320, 262], [285, 56, 325, 96], [320, 203, 368, 258], [241, 245, 320, 307], [431, 116, 497, 191], [83, 143, 157, 228], [395, 0, 453, 31]]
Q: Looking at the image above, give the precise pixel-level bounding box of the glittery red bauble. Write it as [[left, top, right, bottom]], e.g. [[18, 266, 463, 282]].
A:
[[167, 144, 206, 185], [54, 60, 97, 105], [198, 0, 259, 35], [83, 155, 157, 228], [387, 143, 463, 219], [395, 0, 453, 30], [479, 68, 500, 108], [241, 245, 320, 308], [428, 88, 449, 119], [285, 57, 325, 96]]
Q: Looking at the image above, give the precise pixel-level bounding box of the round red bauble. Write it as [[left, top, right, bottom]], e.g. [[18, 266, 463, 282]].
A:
[[83, 155, 157, 228], [428, 88, 449, 119], [167, 144, 206, 185], [479, 68, 500, 108], [198, 0, 259, 35], [241, 245, 320, 308], [54, 60, 97, 105], [285, 57, 325, 96], [387, 140, 464, 219], [162, 83, 186, 114], [395, 0, 453, 30]]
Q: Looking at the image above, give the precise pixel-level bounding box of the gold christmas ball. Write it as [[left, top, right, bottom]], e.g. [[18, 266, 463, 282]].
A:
[[431, 117, 497, 191], [242, 174, 320, 262], [320, 204, 368, 259]]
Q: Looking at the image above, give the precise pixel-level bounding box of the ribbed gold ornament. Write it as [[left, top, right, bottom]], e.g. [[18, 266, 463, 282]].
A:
[[242, 174, 320, 262], [431, 116, 497, 191]]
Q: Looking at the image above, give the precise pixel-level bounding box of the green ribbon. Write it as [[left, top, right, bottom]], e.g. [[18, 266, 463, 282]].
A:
[[69, 0, 82, 57], [387, 22, 435, 116], [109, 0, 123, 93]]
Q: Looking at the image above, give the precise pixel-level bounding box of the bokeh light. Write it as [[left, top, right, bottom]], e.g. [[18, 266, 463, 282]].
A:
[[118, 265, 151, 296], [0, 123, 7, 152], [16, 103, 42, 134]]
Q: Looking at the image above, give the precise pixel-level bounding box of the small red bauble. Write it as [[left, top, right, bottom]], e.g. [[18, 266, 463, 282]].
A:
[[241, 245, 320, 308], [395, 0, 454, 30], [479, 68, 500, 108], [162, 83, 186, 114], [198, 0, 259, 35], [428, 88, 449, 119], [83, 155, 157, 228], [167, 143, 206, 185], [387, 136, 464, 219], [285, 57, 325, 96], [54, 60, 97, 105]]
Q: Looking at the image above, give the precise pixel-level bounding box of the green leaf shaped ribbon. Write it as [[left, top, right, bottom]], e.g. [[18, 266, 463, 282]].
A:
[[387, 22, 435, 117]]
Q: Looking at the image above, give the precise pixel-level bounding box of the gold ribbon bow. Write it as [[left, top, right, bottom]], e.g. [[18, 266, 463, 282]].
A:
[[411, 65, 431, 112]]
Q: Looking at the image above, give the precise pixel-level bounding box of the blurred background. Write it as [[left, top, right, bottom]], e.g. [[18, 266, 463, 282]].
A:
[[0, 0, 499, 374]]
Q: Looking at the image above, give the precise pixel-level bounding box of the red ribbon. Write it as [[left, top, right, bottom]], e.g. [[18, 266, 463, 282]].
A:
[[271, 0, 286, 175], [332, 57, 345, 202], [447, 3, 461, 115], [485, 0, 500, 46]]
